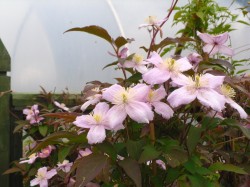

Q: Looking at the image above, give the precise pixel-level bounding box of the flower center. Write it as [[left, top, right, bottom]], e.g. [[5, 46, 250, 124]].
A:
[[148, 89, 155, 102], [37, 171, 46, 180], [122, 93, 128, 103], [163, 58, 178, 72], [93, 114, 102, 123], [146, 16, 157, 24], [133, 54, 143, 64], [220, 84, 235, 98]]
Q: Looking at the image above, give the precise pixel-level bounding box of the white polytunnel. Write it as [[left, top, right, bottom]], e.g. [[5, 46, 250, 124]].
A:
[[0, 0, 249, 93]]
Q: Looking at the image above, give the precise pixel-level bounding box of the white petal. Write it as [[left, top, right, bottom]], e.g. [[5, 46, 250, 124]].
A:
[[30, 178, 40, 186], [73, 115, 95, 129], [129, 84, 150, 101], [153, 101, 174, 119], [197, 89, 225, 112], [146, 51, 163, 65], [125, 101, 154, 123], [150, 86, 167, 102], [87, 125, 106, 144], [143, 68, 170, 85], [226, 98, 248, 119], [102, 84, 124, 104], [167, 87, 196, 108], [40, 179, 48, 187], [46, 169, 57, 179], [175, 57, 192, 72], [93, 102, 110, 117], [202, 73, 225, 89], [106, 105, 127, 129], [135, 65, 148, 74]]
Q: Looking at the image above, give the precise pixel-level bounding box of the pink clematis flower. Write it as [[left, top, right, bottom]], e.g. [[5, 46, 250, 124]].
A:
[[102, 84, 154, 123], [218, 84, 248, 119], [20, 153, 38, 164], [78, 148, 92, 159], [187, 52, 202, 70], [57, 160, 73, 173], [123, 54, 148, 74], [74, 102, 124, 144], [38, 145, 55, 158], [167, 73, 226, 112], [23, 104, 44, 124], [30, 167, 57, 187], [197, 31, 234, 56], [147, 86, 174, 119], [54, 101, 69, 111], [142, 52, 192, 85], [139, 16, 166, 28]]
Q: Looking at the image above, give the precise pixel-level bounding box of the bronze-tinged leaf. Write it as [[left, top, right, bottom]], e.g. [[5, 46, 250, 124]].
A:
[[114, 36, 128, 48], [118, 158, 142, 187], [2, 167, 22, 175], [42, 112, 78, 122], [64, 25, 112, 43], [210, 59, 233, 70], [75, 153, 108, 187]]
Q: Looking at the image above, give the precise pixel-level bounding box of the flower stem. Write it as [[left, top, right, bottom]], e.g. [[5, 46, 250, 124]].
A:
[[149, 122, 157, 176]]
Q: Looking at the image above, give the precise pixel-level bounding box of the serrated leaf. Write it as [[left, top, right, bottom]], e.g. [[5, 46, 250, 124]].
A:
[[138, 145, 161, 163], [126, 140, 146, 160], [118, 158, 142, 187], [58, 146, 72, 162], [209, 162, 247, 174], [210, 59, 233, 70], [38, 125, 48, 137], [96, 142, 117, 161], [187, 126, 202, 153], [114, 36, 128, 48], [75, 153, 108, 186], [65, 25, 113, 43]]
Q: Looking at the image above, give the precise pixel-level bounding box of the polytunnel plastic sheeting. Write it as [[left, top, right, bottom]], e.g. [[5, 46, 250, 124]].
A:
[[0, 0, 249, 93]]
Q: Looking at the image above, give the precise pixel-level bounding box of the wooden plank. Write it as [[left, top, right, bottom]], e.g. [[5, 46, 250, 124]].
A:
[[0, 39, 10, 72], [0, 76, 10, 187]]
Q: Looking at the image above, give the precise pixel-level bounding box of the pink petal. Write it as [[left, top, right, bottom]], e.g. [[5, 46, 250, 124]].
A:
[[102, 84, 124, 104], [80, 95, 101, 112], [93, 102, 110, 117], [106, 105, 127, 129], [87, 125, 106, 144], [202, 73, 225, 89], [125, 101, 154, 123], [143, 68, 170, 85], [171, 73, 191, 87], [150, 86, 167, 102], [146, 52, 163, 65], [73, 115, 95, 129], [226, 98, 248, 119], [46, 169, 57, 179], [129, 84, 150, 101], [197, 31, 214, 44], [214, 32, 229, 44], [135, 65, 148, 74], [175, 57, 193, 72], [123, 60, 134, 68], [152, 101, 174, 119], [30, 178, 40, 186], [203, 44, 219, 55], [197, 89, 225, 112], [218, 45, 234, 56], [40, 179, 48, 187], [167, 87, 196, 108]]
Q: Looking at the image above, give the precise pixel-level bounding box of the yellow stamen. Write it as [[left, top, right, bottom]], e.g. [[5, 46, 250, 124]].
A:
[[93, 114, 102, 123], [220, 84, 236, 98], [148, 89, 154, 101], [133, 54, 143, 64], [163, 58, 177, 71]]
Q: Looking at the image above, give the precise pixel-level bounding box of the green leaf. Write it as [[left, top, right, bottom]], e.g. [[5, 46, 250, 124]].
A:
[[103, 61, 118, 70], [127, 73, 142, 83], [138, 145, 161, 163], [237, 20, 250, 26], [75, 153, 108, 187], [58, 146, 72, 162], [209, 162, 247, 174], [163, 149, 188, 168], [38, 125, 48, 137], [210, 59, 233, 70], [165, 167, 181, 184], [65, 25, 113, 43], [96, 142, 117, 161], [118, 158, 142, 187], [126, 140, 146, 160], [187, 126, 202, 153], [114, 36, 128, 48]]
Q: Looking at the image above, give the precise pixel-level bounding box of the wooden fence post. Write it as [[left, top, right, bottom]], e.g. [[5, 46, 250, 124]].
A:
[[0, 39, 11, 186]]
